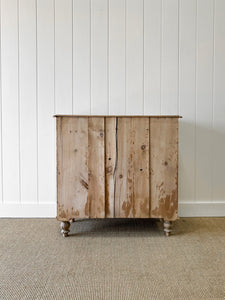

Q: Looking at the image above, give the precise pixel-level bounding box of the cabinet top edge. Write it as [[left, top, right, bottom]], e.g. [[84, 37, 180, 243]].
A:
[[53, 115, 182, 118]]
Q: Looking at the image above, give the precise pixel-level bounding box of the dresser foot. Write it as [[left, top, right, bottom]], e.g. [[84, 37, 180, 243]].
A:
[[164, 220, 172, 236], [60, 221, 70, 237]]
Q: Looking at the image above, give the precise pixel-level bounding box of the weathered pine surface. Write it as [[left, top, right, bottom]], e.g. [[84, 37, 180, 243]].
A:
[[56, 116, 180, 221]]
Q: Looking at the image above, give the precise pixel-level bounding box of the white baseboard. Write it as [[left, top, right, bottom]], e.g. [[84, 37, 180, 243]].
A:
[[0, 203, 56, 218], [178, 202, 225, 217], [0, 202, 224, 218]]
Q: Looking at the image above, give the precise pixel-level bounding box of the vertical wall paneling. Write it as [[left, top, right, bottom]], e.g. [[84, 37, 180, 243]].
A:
[[55, 0, 73, 114], [108, 0, 126, 114], [195, 0, 214, 202], [0, 0, 3, 203], [73, 0, 91, 114], [161, 0, 179, 114], [144, 0, 161, 115], [19, 0, 37, 203], [37, 0, 55, 204], [0, 0, 225, 216], [126, 0, 143, 115], [91, 0, 108, 114], [1, 0, 20, 203], [212, 0, 225, 202], [179, 0, 196, 203]]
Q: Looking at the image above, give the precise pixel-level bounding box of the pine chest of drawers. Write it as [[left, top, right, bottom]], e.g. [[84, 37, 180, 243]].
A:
[[55, 115, 181, 237]]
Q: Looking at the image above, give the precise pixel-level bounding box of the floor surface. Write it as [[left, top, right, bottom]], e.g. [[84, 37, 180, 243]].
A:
[[0, 218, 225, 299]]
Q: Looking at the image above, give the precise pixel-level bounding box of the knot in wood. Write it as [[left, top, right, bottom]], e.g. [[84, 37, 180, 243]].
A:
[[107, 166, 112, 173], [100, 132, 104, 138], [141, 145, 146, 150], [119, 174, 123, 179]]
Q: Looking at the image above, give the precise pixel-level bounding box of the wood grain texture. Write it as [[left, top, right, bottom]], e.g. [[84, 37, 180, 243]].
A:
[[57, 117, 89, 221], [133, 117, 150, 217], [115, 118, 134, 217], [57, 116, 179, 221], [56, 117, 63, 219], [150, 117, 178, 220], [105, 117, 117, 217], [114, 118, 150, 218], [88, 117, 105, 218]]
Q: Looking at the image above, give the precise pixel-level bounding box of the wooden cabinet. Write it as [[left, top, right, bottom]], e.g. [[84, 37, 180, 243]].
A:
[[55, 115, 182, 237]]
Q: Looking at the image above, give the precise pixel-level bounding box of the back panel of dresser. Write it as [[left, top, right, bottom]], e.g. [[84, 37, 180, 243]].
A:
[[56, 116, 178, 221]]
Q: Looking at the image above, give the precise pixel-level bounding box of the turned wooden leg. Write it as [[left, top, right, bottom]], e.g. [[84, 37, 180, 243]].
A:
[[60, 221, 70, 237], [164, 220, 172, 237]]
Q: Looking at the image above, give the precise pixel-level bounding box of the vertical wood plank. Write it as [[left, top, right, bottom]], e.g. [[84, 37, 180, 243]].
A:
[[105, 117, 117, 217], [55, 0, 72, 114], [19, 0, 37, 203], [109, 0, 125, 115], [144, 0, 161, 115], [73, 0, 91, 114], [150, 118, 178, 220], [57, 117, 63, 217], [115, 118, 134, 217], [179, 0, 196, 204], [126, 0, 143, 114], [91, 0, 108, 114], [88, 117, 105, 218], [195, 0, 214, 202], [57, 117, 89, 220], [161, 0, 179, 114], [37, 0, 55, 204], [1, 0, 20, 202], [133, 117, 149, 217], [213, 0, 225, 202]]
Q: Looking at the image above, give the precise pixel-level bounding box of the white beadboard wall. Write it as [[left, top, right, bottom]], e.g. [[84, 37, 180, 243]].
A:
[[0, 0, 225, 217]]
